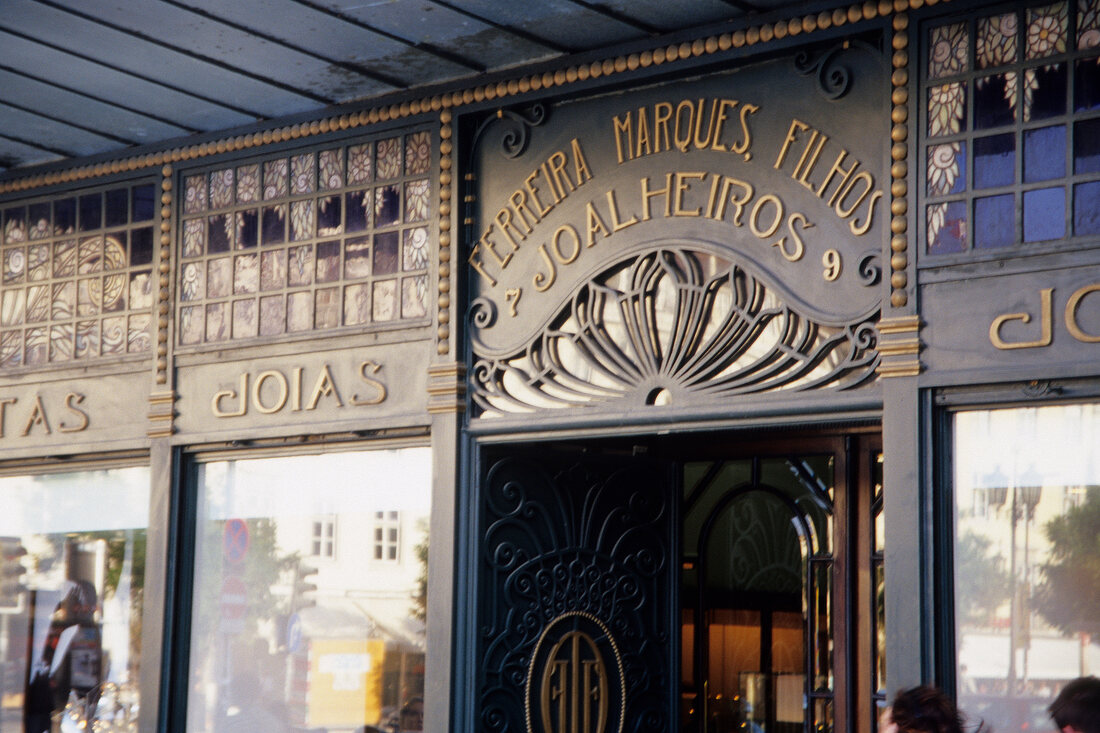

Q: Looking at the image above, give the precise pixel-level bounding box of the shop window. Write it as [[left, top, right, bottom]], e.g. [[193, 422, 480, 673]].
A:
[[0, 465, 149, 731], [177, 130, 432, 346], [0, 182, 157, 367], [311, 516, 336, 559], [184, 448, 429, 733], [952, 404, 1100, 732], [922, 1, 1100, 256], [373, 511, 400, 562]]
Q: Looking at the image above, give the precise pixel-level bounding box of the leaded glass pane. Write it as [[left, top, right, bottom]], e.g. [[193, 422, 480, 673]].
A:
[[1080, 0, 1100, 47], [405, 131, 431, 175], [1024, 125, 1067, 181], [1023, 186, 1066, 240], [291, 153, 316, 194], [975, 193, 1016, 247], [978, 13, 1019, 68], [1073, 180, 1100, 232], [1025, 64, 1067, 120], [376, 137, 402, 179], [319, 149, 343, 190], [929, 22, 969, 78], [928, 143, 967, 194], [928, 201, 968, 253], [403, 227, 429, 271], [205, 302, 228, 341], [209, 168, 234, 209], [233, 299, 257, 338], [373, 279, 397, 321], [344, 283, 371, 325], [237, 164, 260, 203], [975, 73, 1017, 128], [928, 82, 967, 136], [402, 275, 427, 318], [263, 159, 288, 199], [1026, 2, 1069, 59], [260, 295, 285, 335]]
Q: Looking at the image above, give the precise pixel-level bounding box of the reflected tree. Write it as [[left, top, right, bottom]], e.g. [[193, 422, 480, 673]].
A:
[[1034, 488, 1100, 639], [956, 530, 1011, 626]]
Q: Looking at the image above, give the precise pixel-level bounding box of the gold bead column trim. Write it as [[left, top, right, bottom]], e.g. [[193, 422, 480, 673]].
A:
[[150, 164, 176, 436], [890, 11, 912, 309], [438, 110, 453, 356], [0, 0, 943, 196]]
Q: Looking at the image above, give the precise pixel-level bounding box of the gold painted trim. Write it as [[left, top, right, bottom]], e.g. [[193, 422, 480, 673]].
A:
[[877, 338, 920, 356], [877, 315, 921, 334], [147, 389, 176, 438], [876, 361, 921, 378], [438, 110, 454, 356], [427, 362, 467, 414], [0, 0, 936, 195], [889, 11, 911, 308], [155, 165, 173, 386]]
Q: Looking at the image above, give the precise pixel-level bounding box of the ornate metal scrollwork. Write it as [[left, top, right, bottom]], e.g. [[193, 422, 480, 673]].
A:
[[470, 247, 881, 417], [475, 455, 671, 733], [472, 103, 549, 160], [857, 250, 882, 286], [794, 46, 852, 100]]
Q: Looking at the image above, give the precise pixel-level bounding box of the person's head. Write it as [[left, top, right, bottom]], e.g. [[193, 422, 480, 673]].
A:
[[1049, 676, 1100, 733], [399, 696, 423, 731], [882, 686, 964, 733]]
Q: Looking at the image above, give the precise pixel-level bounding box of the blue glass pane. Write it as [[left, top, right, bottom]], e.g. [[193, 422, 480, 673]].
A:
[[975, 74, 1016, 129], [1028, 64, 1066, 120], [1074, 181, 1100, 235], [1074, 118, 1100, 173], [975, 194, 1015, 248], [132, 185, 155, 223], [1023, 187, 1065, 242], [1024, 126, 1066, 182], [975, 134, 1015, 188], [79, 194, 101, 231], [928, 143, 968, 195], [105, 188, 129, 228], [1075, 56, 1100, 112], [928, 201, 968, 254]]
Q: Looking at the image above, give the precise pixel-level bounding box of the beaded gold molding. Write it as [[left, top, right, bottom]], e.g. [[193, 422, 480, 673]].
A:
[[876, 315, 922, 377], [0, 0, 942, 196], [890, 12, 911, 309], [156, 165, 173, 386], [439, 110, 454, 356]]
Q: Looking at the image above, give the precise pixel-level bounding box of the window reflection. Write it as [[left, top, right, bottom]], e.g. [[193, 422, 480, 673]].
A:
[[0, 466, 149, 732], [185, 448, 430, 733], [954, 405, 1100, 733]]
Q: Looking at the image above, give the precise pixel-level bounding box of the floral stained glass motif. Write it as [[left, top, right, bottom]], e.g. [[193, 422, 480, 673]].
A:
[[929, 22, 969, 79], [178, 131, 433, 346], [1027, 3, 1069, 59], [0, 182, 156, 368], [924, 1, 1100, 255], [978, 14, 1019, 68]]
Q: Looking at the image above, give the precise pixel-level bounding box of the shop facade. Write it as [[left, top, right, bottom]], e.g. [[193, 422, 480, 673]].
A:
[[0, 0, 1096, 731]]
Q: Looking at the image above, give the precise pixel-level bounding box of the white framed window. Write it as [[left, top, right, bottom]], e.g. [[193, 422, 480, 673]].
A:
[[373, 510, 400, 562], [311, 515, 336, 558]]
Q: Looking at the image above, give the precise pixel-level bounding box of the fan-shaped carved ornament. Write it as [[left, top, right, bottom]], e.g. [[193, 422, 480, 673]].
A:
[[470, 247, 879, 416]]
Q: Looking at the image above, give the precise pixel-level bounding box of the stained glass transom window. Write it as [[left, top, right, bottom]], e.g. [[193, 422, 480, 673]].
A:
[[0, 182, 157, 367], [923, 0, 1100, 256], [177, 130, 432, 346]]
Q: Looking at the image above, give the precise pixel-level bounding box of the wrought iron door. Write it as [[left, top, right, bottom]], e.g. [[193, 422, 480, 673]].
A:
[[474, 447, 675, 733]]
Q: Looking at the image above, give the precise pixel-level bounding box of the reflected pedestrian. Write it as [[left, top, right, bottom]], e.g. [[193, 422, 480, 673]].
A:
[[880, 685, 967, 733], [1048, 676, 1100, 733]]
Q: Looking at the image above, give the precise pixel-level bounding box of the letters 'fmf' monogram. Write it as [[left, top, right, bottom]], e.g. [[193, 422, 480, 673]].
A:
[[527, 613, 624, 733]]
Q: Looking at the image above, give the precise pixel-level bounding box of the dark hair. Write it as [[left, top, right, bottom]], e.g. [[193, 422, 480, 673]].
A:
[[889, 686, 964, 733], [1049, 676, 1100, 733]]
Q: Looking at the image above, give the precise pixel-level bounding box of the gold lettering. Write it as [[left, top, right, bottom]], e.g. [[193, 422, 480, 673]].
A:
[[653, 102, 673, 154], [251, 370, 289, 414], [585, 201, 610, 246], [673, 100, 694, 152], [605, 190, 638, 231], [541, 162, 563, 204], [495, 207, 523, 249], [212, 374, 248, 418], [714, 177, 754, 224], [306, 365, 343, 410], [291, 367, 303, 411], [990, 288, 1054, 350], [508, 188, 538, 236], [750, 195, 784, 239], [693, 98, 718, 149], [795, 132, 829, 191], [732, 103, 757, 155], [525, 169, 552, 218], [612, 113, 632, 164], [816, 149, 858, 207], [22, 395, 50, 437], [704, 173, 722, 219], [772, 212, 813, 262], [641, 174, 672, 221], [351, 360, 387, 405], [835, 171, 876, 219], [849, 190, 883, 236], [59, 392, 90, 433], [571, 138, 593, 186], [0, 397, 15, 438], [1066, 283, 1100, 343], [467, 243, 498, 288], [552, 225, 581, 264], [635, 107, 651, 159], [711, 99, 737, 152], [533, 244, 557, 292], [673, 172, 707, 217], [774, 119, 810, 170], [548, 151, 573, 195]]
